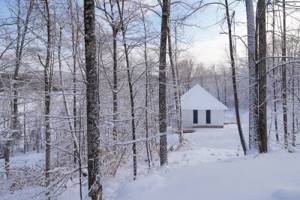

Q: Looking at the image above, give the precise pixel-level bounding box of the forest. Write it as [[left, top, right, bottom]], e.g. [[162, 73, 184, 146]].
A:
[[1, 0, 300, 200]]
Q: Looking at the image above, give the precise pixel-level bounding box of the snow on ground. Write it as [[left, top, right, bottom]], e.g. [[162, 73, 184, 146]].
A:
[[2, 112, 300, 200], [167, 124, 243, 167], [104, 123, 244, 200], [0, 152, 44, 200], [0, 152, 44, 169], [116, 125, 300, 200], [117, 150, 300, 200]]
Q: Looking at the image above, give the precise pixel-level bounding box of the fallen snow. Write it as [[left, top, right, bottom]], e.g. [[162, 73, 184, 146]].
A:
[[116, 125, 300, 200], [0, 152, 44, 169], [2, 119, 300, 200]]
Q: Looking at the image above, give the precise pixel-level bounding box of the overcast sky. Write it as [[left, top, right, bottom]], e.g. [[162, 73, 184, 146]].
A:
[[2, 0, 300, 67], [178, 0, 248, 66], [0, 0, 248, 66]]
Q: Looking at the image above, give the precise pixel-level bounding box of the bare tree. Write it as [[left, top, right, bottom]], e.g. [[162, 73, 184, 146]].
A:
[[281, 0, 288, 149], [84, 0, 102, 199], [96, 0, 120, 141], [167, 21, 183, 144], [213, 65, 220, 101], [140, 2, 152, 168], [159, 0, 170, 166], [224, 0, 246, 155], [116, 0, 138, 180], [256, 0, 268, 153], [271, 0, 279, 142], [4, 0, 34, 177], [67, 0, 80, 165], [245, 0, 258, 151], [37, 0, 53, 198]]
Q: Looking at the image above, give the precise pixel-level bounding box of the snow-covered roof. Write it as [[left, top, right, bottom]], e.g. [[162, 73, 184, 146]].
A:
[[181, 84, 228, 110]]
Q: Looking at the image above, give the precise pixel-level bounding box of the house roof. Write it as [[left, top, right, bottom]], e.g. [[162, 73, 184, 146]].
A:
[[181, 84, 228, 110]]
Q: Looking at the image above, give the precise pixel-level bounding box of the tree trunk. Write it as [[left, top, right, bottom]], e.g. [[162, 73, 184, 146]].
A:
[[112, 27, 118, 141], [158, 0, 170, 166], [67, 0, 79, 165], [213, 66, 221, 101], [167, 22, 183, 144], [116, 0, 137, 180], [140, 4, 152, 169], [5, 0, 34, 176], [224, 0, 247, 155], [256, 0, 268, 153], [23, 104, 27, 153], [245, 0, 258, 151], [282, 0, 288, 149], [292, 62, 296, 146], [84, 0, 102, 199], [272, 1, 279, 142], [43, 0, 52, 198]]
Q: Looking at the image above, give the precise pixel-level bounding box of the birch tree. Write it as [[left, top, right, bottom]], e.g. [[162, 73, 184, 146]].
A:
[[245, 0, 258, 151]]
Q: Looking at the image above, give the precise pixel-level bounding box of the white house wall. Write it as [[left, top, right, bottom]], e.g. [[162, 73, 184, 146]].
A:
[[182, 109, 224, 127]]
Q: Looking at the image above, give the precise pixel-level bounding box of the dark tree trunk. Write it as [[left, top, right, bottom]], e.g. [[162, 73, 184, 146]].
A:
[[84, 0, 102, 199], [23, 105, 27, 153], [116, 0, 137, 180], [256, 0, 268, 153], [158, 0, 170, 166], [272, 1, 279, 142], [43, 0, 52, 198], [282, 0, 288, 149], [292, 62, 296, 146], [5, 0, 34, 176], [224, 0, 247, 155], [112, 27, 118, 141]]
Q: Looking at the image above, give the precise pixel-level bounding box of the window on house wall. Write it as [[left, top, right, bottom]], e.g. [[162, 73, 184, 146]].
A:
[[193, 110, 198, 124], [206, 110, 211, 124]]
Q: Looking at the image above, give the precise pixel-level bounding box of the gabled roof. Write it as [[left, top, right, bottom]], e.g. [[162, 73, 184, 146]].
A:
[[181, 84, 228, 110]]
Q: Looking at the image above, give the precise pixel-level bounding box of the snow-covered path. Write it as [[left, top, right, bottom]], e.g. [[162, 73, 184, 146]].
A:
[[116, 125, 300, 200], [167, 124, 244, 167]]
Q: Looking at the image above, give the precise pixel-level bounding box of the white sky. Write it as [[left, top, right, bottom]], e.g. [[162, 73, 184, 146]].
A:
[[178, 0, 248, 66]]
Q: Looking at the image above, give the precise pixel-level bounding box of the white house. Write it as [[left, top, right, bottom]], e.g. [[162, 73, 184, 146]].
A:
[[181, 84, 228, 128]]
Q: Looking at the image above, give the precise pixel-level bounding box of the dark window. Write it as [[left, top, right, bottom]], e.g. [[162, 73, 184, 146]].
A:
[[206, 110, 211, 124], [193, 110, 198, 124]]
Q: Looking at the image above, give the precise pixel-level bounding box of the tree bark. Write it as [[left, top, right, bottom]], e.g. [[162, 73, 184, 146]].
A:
[[112, 27, 118, 141], [167, 22, 183, 144], [116, 0, 137, 180], [140, 4, 152, 169], [272, 1, 279, 142], [245, 0, 258, 151], [282, 0, 288, 149], [225, 0, 247, 155], [5, 0, 34, 176], [67, 0, 79, 165], [42, 0, 52, 198], [84, 0, 102, 199], [256, 0, 268, 153], [159, 0, 170, 166]]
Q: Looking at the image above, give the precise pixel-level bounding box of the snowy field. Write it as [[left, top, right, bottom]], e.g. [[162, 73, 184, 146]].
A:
[[117, 150, 300, 200], [115, 124, 300, 200], [2, 120, 300, 200]]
